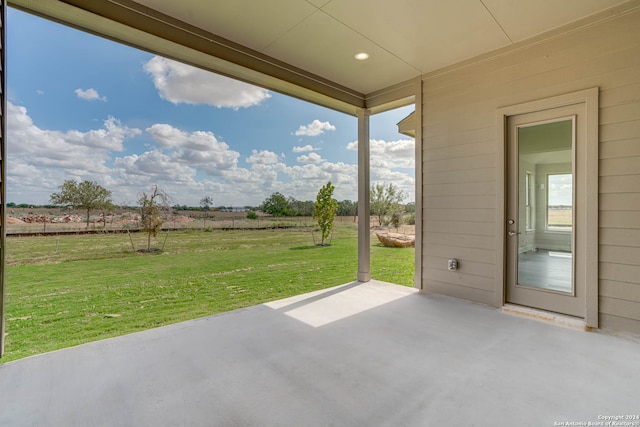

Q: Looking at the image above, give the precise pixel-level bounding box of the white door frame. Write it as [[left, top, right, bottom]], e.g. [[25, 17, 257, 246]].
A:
[[496, 88, 599, 327]]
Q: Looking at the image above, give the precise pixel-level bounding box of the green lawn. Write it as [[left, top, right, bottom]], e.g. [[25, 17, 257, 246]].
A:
[[2, 224, 414, 362]]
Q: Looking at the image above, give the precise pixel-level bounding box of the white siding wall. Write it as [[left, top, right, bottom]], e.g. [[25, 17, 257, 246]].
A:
[[420, 9, 640, 336]]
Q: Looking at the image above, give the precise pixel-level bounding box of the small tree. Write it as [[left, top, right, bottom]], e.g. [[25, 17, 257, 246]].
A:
[[200, 196, 213, 212], [370, 182, 405, 226], [312, 181, 338, 246], [138, 185, 171, 252], [50, 180, 112, 227]]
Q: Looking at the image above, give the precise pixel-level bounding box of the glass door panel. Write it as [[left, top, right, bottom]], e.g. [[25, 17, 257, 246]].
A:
[[516, 118, 574, 294], [505, 97, 592, 320]]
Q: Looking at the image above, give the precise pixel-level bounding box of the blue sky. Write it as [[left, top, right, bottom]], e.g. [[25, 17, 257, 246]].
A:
[[7, 8, 414, 207]]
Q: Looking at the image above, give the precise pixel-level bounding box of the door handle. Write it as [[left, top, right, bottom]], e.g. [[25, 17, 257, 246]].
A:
[[508, 231, 521, 236]]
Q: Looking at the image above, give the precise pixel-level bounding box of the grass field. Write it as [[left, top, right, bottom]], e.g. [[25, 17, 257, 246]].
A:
[[2, 223, 414, 362], [547, 208, 572, 231]]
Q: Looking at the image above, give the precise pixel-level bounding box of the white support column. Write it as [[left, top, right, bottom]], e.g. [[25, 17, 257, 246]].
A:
[[357, 108, 371, 282], [413, 79, 423, 290]]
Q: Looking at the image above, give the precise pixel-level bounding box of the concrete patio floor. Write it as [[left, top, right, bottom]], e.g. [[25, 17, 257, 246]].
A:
[[1, 280, 639, 426]]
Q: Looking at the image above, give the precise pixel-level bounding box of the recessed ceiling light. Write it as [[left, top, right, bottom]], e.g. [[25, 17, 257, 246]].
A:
[[354, 52, 370, 61]]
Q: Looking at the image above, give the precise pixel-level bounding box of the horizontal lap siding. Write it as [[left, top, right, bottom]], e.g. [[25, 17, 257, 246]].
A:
[[596, 26, 640, 335], [421, 82, 497, 301], [421, 8, 640, 336], [598, 92, 640, 336]]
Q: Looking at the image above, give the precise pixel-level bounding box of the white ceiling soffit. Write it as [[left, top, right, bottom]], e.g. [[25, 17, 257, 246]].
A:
[[322, 0, 632, 74], [127, 0, 632, 85], [10, 0, 636, 114]]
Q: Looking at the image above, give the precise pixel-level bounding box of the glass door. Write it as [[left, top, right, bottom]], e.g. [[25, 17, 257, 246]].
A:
[[506, 106, 584, 317]]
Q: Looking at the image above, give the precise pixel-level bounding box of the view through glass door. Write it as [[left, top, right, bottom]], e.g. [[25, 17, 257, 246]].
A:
[[506, 105, 585, 317]]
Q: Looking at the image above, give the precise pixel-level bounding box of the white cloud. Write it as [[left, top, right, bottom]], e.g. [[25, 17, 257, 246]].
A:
[[8, 102, 139, 168], [294, 120, 336, 136], [6, 102, 142, 203], [370, 168, 415, 200], [271, 161, 362, 202], [75, 88, 107, 102], [321, 161, 358, 176], [296, 152, 323, 164], [347, 138, 414, 169], [292, 144, 319, 153], [146, 124, 240, 174], [8, 160, 53, 187], [246, 149, 279, 165], [144, 56, 271, 109], [74, 117, 141, 150], [286, 164, 332, 181], [36, 89, 44, 96], [345, 138, 414, 201], [215, 161, 290, 204], [114, 150, 196, 183], [5, 102, 414, 207], [147, 123, 224, 152]]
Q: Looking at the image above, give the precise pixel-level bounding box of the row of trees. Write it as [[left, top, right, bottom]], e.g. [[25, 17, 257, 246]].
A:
[[308, 181, 410, 245], [259, 194, 359, 218], [46, 179, 410, 249], [256, 180, 339, 246], [260, 193, 319, 217], [259, 182, 410, 227], [50, 180, 171, 252]]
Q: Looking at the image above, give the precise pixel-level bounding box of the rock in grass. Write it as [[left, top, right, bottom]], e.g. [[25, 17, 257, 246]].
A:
[[104, 313, 122, 318], [376, 232, 415, 248]]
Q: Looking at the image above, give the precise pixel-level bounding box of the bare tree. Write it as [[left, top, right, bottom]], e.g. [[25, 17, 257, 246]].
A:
[[370, 183, 405, 226], [200, 196, 213, 212], [138, 185, 171, 252]]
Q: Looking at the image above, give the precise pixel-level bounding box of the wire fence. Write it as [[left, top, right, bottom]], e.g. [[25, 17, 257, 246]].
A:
[[6, 211, 359, 236]]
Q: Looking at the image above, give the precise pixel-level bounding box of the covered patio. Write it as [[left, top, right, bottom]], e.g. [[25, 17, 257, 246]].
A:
[[1, 2, 640, 424], [1, 280, 638, 426]]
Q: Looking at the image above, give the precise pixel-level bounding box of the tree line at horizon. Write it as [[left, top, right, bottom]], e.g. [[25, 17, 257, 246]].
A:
[[9, 180, 415, 228], [259, 183, 415, 227], [40, 179, 346, 248], [6, 179, 414, 254], [9, 185, 414, 218]]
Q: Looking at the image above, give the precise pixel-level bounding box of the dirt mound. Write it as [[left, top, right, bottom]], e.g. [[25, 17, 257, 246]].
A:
[[6, 217, 25, 224], [170, 215, 194, 223]]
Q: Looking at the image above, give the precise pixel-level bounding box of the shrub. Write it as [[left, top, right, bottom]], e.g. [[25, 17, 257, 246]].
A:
[[247, 211, 258, 220], [405, 212, 416, 225], [390, 210, 403, 229]]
